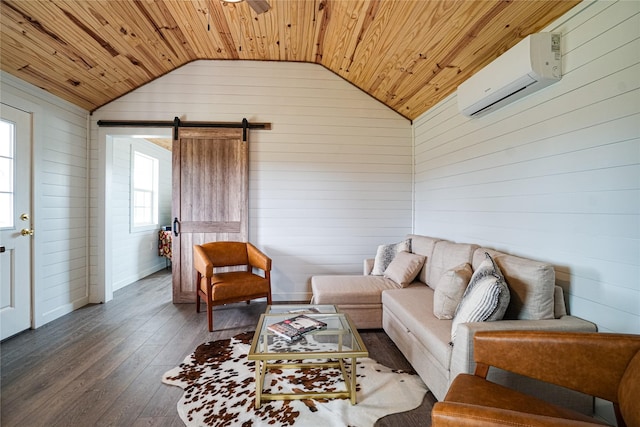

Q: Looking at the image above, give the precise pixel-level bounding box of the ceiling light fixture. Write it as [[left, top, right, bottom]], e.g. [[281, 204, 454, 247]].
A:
[[220, 0, 271, 14]]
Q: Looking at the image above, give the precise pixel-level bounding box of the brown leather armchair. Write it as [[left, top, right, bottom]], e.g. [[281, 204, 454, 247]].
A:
[[193, 241, 272, 331], [432, 330, 640, 427]]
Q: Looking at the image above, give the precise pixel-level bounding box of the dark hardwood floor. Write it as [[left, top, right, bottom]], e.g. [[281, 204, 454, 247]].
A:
[[1, 269, 435, 426]]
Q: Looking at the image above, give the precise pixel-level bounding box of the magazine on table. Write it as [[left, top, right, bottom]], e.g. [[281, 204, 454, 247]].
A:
[[287, 307, 321, 314], [267, 314, 328, 341]]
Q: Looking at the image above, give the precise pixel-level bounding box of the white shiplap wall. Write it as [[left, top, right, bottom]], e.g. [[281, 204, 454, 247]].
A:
[[111, 137, 172, 291], [90, 61, 413, 301], [413, 0, 640, 335], [1, 71, 90, 327]]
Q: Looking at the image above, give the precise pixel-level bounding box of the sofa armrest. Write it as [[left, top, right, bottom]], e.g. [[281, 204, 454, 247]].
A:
[[363, 258, 374, 275], [450, 316, 597, 381], [432, 402, 602, 427]]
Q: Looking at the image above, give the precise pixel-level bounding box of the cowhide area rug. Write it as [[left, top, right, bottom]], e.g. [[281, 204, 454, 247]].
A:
[[162, 331, 428, 427]]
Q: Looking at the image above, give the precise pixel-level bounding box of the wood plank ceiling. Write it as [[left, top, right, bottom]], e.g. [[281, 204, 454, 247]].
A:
[[0, 0, 579, 121]]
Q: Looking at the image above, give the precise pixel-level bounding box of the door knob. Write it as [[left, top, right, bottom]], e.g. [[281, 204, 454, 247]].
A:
[[20, 228, 34, 236]]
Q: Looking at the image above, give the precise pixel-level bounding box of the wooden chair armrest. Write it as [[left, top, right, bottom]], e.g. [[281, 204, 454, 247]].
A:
[[432, 402, 604, 427], [193, 245, 213, 277], [247, 243, 271, 272], [473, 330, 640, 403]]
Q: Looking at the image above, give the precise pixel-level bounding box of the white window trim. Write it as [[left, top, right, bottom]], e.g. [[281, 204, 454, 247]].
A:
[[130, 148, 159, 232], [0, 118, 16, 230]]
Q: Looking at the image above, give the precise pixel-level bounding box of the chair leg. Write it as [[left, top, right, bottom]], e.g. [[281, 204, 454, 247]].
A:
[[196, 272, 202, 313], [207, 303, 213, 332]]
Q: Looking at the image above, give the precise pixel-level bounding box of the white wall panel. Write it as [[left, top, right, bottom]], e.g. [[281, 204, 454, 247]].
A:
[[413, 0, 640, 335], [1, 71, 90, 327], [110, 137, 172, 291], [91, 61, 412, 301]]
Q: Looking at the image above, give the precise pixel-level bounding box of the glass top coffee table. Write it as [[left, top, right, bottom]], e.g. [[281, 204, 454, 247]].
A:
[[248, 304, 368, 409]]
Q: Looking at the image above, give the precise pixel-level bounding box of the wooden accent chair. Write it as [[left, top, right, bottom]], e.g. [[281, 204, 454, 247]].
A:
[[193, 241, 272, 331], [432, 330, 640, 427]]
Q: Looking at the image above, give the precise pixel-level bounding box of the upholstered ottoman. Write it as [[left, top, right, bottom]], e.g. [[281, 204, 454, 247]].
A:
[[310, 275, 397, 329]]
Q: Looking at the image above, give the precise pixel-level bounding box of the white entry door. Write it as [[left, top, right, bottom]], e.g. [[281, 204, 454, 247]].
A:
[[0, 104, 33, 340]]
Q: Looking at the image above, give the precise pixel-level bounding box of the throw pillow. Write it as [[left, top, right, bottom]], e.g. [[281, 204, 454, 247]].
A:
[[383, 252, 426, 287], [433, 263, 473, 319], [450, 253, 510, 343], [371, 239, 411, 275]]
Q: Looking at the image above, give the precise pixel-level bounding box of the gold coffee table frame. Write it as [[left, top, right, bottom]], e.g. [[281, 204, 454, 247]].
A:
[[248, 305, 368, 409]]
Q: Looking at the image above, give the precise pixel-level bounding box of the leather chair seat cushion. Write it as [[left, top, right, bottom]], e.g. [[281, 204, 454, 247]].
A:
[[445, 374, 607, 425], [201, 271, 270, 301]]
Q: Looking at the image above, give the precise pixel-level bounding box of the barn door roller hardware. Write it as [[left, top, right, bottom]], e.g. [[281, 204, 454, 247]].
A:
[[97, 117, 271, 142]]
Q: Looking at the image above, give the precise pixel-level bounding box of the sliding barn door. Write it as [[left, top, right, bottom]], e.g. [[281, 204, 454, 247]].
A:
[[172, 127, 248, 303]]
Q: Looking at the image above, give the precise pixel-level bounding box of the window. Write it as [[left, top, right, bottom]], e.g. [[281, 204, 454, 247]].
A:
[[131, 150, 159, 230], [0, 119, 15, 229]]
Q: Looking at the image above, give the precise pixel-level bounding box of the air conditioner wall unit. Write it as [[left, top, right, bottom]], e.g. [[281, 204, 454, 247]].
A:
[[457, 33, 562, 117]]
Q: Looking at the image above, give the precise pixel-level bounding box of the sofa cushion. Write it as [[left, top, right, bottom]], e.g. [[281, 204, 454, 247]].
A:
[[427, 241, 479, 289], [473, 248, 555, 320], [451, 253, 510, 342], [311, 275, 398, 305], [407, 235, 442, 284], [554, 286, 567, 318], [384, 252, 426, 287], [433, 263, 473, 320], [371, 239, 411, 275], [382, 285, 454, 371]]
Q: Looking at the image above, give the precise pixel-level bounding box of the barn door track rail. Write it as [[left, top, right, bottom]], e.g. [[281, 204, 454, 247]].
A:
[[97, 117, 271, 141]]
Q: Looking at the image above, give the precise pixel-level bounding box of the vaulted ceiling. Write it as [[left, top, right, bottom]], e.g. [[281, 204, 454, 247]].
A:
[[0, 0, 579, 120]]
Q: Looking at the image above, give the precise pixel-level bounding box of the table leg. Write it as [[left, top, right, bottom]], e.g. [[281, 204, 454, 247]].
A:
[[350, 357, 357, 404], [255, 360, 262, 409]]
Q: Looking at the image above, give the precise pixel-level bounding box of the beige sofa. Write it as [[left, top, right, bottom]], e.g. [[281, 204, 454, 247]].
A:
[[311, 234, 597, 410]]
